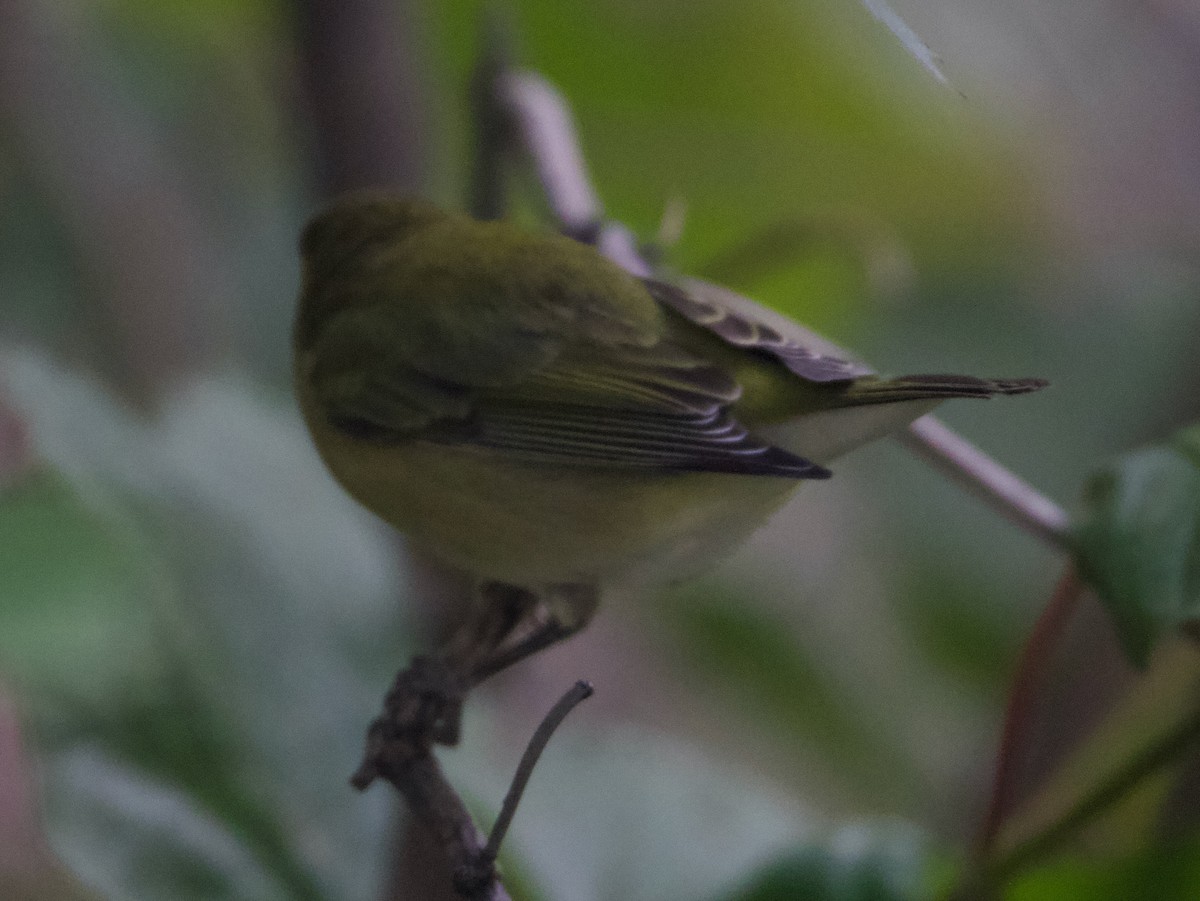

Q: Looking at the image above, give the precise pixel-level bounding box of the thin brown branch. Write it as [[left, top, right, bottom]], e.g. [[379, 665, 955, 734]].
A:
[[354, 582, 586, 899], [975, 566, 1084, 859], [354, 656, 509, 901]]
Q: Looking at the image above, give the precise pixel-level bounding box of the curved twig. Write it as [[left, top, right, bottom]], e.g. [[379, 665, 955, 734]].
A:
[[484, 681, 594, 861]]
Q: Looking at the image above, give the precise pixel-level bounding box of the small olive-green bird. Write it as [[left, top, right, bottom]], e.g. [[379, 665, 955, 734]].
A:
[[295, 193, 1044, 676]]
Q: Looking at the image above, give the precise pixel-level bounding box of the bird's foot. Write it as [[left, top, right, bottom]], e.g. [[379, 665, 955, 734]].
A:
[[351, 654, 468, 790]]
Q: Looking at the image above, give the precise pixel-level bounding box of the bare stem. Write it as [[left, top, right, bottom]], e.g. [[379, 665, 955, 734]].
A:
[[975, 566, 1083, 859], [468, 12, 516, 221], [901, 416, 1072, 550], [484, 681, 595, 860]]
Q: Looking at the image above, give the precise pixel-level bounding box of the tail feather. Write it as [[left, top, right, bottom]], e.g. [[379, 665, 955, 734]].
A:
[[845, 374, 1048, 405]]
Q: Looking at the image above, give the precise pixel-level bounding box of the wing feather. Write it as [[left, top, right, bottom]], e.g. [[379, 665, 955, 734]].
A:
[[302, 264, 828, 479], [642, 277, 875, 383], [468, 405, 825, 476]]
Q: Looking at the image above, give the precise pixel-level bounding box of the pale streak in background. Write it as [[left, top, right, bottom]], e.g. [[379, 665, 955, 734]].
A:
[[862, 0, 949, 85], [878, 0, 1200, 255]]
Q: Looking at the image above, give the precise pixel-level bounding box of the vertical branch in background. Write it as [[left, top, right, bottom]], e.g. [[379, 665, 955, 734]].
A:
[[0, 691, 47, 887], [0, 391, 31, 491], [0, 0, 232, 401], [467, 15, 514, 221], [0, 690, 98, 900], [294, 0, 432, 195], [291, 4, 449, 900]]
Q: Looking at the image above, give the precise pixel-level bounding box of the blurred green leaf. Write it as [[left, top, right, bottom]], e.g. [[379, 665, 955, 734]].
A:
[[0, 352, 411, 899], [719, 821, 927, 901], [42, 748, 295, 901], [1008, 840, 1200, 901], [1074, 424, 1200, 666], [0, 469, 163, 705], [893, 566, 1023, 693]]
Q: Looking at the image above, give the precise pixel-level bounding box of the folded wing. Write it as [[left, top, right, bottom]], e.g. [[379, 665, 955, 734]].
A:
[[303, 289, 829, 479]]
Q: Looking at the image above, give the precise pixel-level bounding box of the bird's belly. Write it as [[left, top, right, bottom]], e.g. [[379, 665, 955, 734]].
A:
[[312, 428, 798, 586]]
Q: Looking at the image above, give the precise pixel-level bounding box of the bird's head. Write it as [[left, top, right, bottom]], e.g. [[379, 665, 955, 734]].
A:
[[294, 193, 449, 346], [299, 192, 445, 279]]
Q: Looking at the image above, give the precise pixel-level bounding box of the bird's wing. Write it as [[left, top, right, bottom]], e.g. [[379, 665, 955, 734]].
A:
[[642, 277, 875, 383], [302, 292, 828, 479]]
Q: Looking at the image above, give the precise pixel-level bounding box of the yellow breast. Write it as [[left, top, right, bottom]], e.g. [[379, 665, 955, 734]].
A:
[[298, 378, 797, 587]]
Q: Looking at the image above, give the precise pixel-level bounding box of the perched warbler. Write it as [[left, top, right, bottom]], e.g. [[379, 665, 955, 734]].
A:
[[295, 194, 1044, 672]]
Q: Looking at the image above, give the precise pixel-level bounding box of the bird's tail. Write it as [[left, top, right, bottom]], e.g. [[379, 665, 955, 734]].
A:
[[760, 374, 1045, 465], [842, 374, 1048, 405]]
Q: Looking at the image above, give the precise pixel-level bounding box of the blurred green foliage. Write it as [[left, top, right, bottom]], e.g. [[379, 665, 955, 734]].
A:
[[1075, 426, 1200, 666], [3, 0, 1200, 898], [719, 822, 926, 901], [1007, 840, 1200, 901]]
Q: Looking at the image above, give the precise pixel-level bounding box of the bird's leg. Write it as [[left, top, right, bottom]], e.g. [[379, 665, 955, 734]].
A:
[[447, 581, 543, 680], [352, 581, 539, 789], [469, 583, 599, 686]]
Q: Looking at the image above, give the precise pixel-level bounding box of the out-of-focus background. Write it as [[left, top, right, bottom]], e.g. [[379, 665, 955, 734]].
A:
[[2, 1, 1199, 899]]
